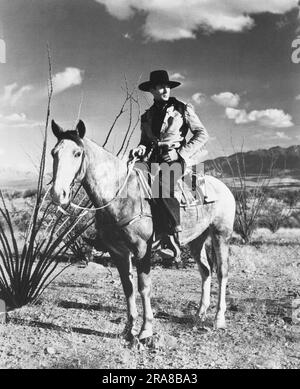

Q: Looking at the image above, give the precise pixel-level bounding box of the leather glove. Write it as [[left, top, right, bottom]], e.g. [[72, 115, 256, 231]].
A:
[[162, 149, 180, 163]]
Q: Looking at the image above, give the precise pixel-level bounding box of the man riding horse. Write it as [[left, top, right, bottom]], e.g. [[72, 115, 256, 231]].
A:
[[50, 78, 235, 335], [130, 70, 209, 252]]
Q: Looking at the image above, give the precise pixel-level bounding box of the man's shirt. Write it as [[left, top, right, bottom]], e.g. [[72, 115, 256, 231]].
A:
[[139, 97, 209, 168]]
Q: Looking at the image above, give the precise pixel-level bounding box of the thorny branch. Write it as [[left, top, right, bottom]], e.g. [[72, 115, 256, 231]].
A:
[[102, 75, 142, 156]]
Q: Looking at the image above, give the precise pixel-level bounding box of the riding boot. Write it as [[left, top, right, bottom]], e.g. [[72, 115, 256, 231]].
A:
[[159, 197, 182, 234]]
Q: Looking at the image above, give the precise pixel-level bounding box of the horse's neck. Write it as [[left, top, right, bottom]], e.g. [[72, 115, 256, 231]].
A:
[[82, 138, 128, 208]]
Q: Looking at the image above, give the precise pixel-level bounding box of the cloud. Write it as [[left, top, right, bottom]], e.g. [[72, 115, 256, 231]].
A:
[[275, 131, 291, 140], [52, 67, 84, 95], [0, 83, 33, 107], [296, 94, 300, 100], [192, 92, 206, 105], [2, 113, 27, 122], [208, 135, 217, 142], [95, 0, 298, 41], [10, 85, 33, 105], [122, 32, 132, 40], [211, 92, 240, 108], [0, 67, 83, 112], [169, 72, 185, 81], [0, 113, 42, 129], [226, 107, 294, 128]]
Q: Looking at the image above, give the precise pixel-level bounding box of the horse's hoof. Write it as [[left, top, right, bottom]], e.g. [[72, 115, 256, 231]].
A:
[[193, 315, 210, 331], [123, 332, 137, 342], [128, 336, 139, 349], [122, 325, 139, 342], [139, 336, 155, 348], [197, 312, 208, 322], [195, 308, 209, 323], [215, 317, 226, 330], [139, 329, 154, 344], [175, 260, 183, 269]]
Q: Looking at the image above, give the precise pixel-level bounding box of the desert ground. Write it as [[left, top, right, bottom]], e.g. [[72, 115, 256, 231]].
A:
[[0, 228, 299, 369]]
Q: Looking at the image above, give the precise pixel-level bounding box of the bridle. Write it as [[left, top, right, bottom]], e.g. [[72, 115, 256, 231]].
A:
[[69, 154, 152, 229], [53, 139, 152, 228]]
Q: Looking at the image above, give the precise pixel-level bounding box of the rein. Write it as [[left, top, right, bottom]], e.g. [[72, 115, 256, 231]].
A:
[[69, 155, 139, 212]]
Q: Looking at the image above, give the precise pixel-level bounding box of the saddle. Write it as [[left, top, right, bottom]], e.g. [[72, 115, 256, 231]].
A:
[[135, 166, 216, 207], [133, 164, 217, 262]]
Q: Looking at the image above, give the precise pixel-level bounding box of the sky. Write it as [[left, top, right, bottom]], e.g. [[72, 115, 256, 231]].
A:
[[0, 0, 299, 172]]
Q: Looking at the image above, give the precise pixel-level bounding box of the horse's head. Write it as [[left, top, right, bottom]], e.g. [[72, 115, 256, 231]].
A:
[[51, 119, 86, 205]]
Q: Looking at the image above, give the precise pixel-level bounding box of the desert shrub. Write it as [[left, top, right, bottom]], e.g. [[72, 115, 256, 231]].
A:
[[260, 199, 293, 233], [228, 163, 270, 243], [22, 188, 38, 198], [261, 188, 300, 207], [11, 209, 32, 235], [233, 189, 268, 243], [281, 209, 300, 228], [283, 190, 300, 207], [8, 190, 23, 200]]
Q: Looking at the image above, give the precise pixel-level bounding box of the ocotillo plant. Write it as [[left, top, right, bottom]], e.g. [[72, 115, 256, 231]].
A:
[[0, 47, 93, 308]]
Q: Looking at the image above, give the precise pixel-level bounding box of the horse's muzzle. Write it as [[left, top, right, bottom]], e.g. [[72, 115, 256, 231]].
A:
[[50, 185, 70, 206]]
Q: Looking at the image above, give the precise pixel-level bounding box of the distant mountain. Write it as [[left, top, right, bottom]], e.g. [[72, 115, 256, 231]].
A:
[[0, 167, 38, 190], [205, 145, 300, 179], [0, 145, 299, 191]]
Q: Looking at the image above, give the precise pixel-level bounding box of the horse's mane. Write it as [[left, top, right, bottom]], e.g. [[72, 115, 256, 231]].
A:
[[57, 131, 123, 161], [83, 136, 127, 166]]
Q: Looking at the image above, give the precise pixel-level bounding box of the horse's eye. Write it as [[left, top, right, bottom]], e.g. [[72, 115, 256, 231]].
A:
[[74, 151, 81, 158]]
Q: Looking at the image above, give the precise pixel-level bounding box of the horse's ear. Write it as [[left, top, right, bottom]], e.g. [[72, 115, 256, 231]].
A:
[[76, 120, 86, 139], [52, 120, 63, 138]]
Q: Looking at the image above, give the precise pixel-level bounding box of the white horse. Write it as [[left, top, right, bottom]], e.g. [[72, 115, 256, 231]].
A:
[[51, 120, 236, 342]]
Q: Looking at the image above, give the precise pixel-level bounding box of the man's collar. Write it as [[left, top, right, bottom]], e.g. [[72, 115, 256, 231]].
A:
[[153, 100, 168, 110], [153, 97, 176, 110]]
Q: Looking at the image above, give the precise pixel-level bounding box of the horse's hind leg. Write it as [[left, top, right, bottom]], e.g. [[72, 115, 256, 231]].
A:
[[113, 253, 138, 341], [189, 230, 212, 323], [211, 231, 230, 329], [136, 245, 153, 341]]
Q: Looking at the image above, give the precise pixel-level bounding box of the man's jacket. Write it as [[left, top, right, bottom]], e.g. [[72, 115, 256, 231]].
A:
[[138, 98, 208, 167]]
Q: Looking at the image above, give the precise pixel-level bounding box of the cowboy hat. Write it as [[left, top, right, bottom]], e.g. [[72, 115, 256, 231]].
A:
[[138, 70, 181, 92]]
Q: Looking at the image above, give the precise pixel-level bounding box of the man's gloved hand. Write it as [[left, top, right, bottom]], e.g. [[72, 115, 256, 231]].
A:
[[129, 145, 146, 159], [162, 149, 180, 163]]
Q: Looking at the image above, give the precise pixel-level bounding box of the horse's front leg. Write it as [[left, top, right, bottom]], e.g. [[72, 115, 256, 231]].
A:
[[113, 253, 138, 341], [136, 248, 153, 341], [190, 232, 212, 324]]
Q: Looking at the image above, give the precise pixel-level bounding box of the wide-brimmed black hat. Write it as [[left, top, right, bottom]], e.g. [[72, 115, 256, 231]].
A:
[[138, 70, 181, 92]]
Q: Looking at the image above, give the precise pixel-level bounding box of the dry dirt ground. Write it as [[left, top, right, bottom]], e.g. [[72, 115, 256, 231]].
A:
[[0, 229, 299, 369]]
